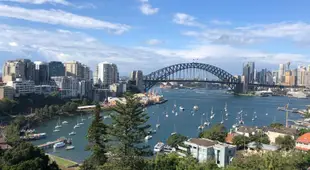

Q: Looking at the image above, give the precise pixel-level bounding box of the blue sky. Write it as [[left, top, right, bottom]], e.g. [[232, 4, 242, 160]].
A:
[[0, 0, 310, 75]]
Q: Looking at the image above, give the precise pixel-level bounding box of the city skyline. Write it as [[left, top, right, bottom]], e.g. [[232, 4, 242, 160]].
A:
[[0, 0, 310, 75]]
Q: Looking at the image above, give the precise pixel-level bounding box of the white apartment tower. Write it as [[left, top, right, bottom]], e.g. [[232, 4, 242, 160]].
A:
[[96, 62, 119, 87]]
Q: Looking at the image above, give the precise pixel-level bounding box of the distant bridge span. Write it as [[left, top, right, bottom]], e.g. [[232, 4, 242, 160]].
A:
[[143, 62, 241, 92]]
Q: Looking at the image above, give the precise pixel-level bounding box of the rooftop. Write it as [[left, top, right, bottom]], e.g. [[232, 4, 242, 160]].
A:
[[236, 126, 257, 134], [186, 138, 218, 147], [247, 142, 279, 151], [266, 127, 297, 136], [225, 133, 237, 144], [296, 132, 310, 144]]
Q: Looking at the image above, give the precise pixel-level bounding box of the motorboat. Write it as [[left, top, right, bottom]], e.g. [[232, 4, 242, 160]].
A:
[[53, 142, 65, 149], [53, 129, 60, 132], [171, 132, 177, 136], [198, 125, 204, 130], [62, 121, 68, 125], [156, 124, 160, 128], [220, 120, 224, 124], [175, 112, 178, 116], [179, 106, 185, 111], [79, 122, 84, 125], [165, 114, 169, 118], [65, 146, 75, 150], [210, 114, 214, 119], [74, 124, 80, 129], [69, 131, 76, 136], [145, 135, 152, 140], [204, 121, 210, 126], [193, 105, 199, 111], [154, 142, 165, 152]]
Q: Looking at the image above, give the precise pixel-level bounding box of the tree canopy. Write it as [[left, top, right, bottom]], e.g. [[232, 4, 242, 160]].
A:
[[199, 124, 227, 142], [275, 135, 295, 151], [167, 134, 188, 148]]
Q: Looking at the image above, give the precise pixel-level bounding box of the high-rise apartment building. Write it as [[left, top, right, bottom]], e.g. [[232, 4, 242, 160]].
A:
[[297, 66, 306, 86], [48, 61, 65, 77], [64, 61, 91, 80], [2, 59, 35, 83], [34, 61, 49, 85], [96, 62, 119, 87], [243, 62, 255, 84]]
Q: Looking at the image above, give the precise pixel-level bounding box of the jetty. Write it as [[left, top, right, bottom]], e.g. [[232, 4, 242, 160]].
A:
[[38, 137, 70, 150]]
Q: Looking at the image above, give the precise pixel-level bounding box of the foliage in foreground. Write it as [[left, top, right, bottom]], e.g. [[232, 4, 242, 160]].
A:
[[0, 142, 60, 170], [199, 124, 227, 142], [167, 134, 188, 148]]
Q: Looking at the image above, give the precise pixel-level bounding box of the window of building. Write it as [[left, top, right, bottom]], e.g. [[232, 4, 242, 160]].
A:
[[217, 150, 220, 164]]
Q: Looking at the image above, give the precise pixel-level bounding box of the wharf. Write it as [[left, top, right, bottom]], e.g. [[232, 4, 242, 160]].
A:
[[38, 137, 70, 150]]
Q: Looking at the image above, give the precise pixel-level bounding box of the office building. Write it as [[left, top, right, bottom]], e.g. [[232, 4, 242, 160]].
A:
[[243, 62, 255, 84], [184, 138, 236, 167], [297, 66, 306, 86], [266, 71, 273, 85], [48, 61, 65, 77], [83, 65, 91, 80], [278, 64, 285, 84], [284, 71, 295, 86], [78, 80, 93, 99], [292, 69, 298, 86], [96, 62, 119, 87], [64, 61, 83, 79], [304, 71, 310, 87], [272, 71, 278, 84], [50, 76, 79, 98], [34, 61, 49, 85], [6, 78, 35, 96], [0, 86, 15, 100], [34, 85, 57, 96], [2, 59, 35, 83]]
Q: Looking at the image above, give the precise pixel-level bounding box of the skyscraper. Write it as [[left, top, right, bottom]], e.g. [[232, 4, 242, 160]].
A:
[[278, 64, 285, 84], [64, 61, 84, 79], [34, 61, 49, 85], [2, 59, 35, 83], [96, 62, 119, 87], [48, 61, 65, 77], [243, 62, 255, 84]]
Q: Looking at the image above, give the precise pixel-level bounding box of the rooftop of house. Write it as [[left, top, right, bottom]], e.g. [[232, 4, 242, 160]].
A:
[[225, 133, 237, 144], [296, 132, 310, 144], [185, 138, 218, 147], [247, 142, 279, 151], [236, 126, 258, 134], [266, 127, 297, 136]]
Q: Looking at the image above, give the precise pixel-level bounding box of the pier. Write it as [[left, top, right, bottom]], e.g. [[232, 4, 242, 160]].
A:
[[37, 137, 69, 150]]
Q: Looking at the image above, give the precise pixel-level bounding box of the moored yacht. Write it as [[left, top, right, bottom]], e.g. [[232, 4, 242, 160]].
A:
[[69, 131, 76, 136], [154, 142, 165, 152], [145, 135, 152, 140], [53, 142, 65, 149], [62, 121, 68, 124]]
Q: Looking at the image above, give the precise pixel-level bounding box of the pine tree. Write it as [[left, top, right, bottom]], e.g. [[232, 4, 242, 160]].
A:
[[109, 94, 151, 170], [81, 104, 109, 170]]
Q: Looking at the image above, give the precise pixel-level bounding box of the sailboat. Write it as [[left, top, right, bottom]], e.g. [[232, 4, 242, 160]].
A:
[[224, 102, 228, 112], [173, 101, 177, 108], [204, 111, 210, 126], [81, 113, 86, 122], [210, 107, 215, 120], [198, 116, 204, 130], [74, 119, 80, 129], [156, 116, 160, 128], [171, 124, 177, 136], [220, 113, 224, 124], [69, 131, 76, 136], [239, 113, 244, 124], [175, 112, 178, 116], [55, 117, 62, 129], [165, 112, 169, 118]]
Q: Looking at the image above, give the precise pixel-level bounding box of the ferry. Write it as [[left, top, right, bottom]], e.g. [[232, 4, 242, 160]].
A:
[[66, 146, 75, 150], [53, 142, 65, 149], [154, 142, 165, 152]]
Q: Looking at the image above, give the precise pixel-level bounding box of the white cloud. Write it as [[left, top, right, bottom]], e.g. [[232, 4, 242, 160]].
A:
[[0, 0, 71, 5], [183, 22, 310, 46], [8, 41, 18, 46], [146, 39, 164, 45], [0, 5, 130, 34], [173, 13, 204, 27], [210, 19, 231, 25], [139, 0, 159, 15]]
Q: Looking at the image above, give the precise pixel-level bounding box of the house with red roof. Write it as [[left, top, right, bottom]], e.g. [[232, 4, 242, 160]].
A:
[[296, 132, 310, 151]]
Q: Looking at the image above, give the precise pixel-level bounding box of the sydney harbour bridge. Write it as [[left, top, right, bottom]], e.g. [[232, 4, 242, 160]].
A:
[[143, 62, 303, 93]]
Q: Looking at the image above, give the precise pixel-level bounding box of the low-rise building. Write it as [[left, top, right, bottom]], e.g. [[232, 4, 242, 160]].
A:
[[296, 132, 310, 151], [235, 126, 258, 137], [246, 142, 279, 154], [34, 85, 57, 96], [109, 82, 127, 96], [0, 86, 15, 100], [184, 138, 236, 167], [265, 127, 297, 144], [6, 78, 35, 96]]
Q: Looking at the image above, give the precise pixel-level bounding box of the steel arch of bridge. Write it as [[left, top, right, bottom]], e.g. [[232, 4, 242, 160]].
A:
[[143, 62, 240, 91]]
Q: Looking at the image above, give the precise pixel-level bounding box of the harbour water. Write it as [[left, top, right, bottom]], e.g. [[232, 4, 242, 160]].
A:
[[32, 89, 307, 163]]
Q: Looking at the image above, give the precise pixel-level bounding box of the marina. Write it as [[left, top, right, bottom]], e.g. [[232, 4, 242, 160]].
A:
[[31, 89, 307, 163]]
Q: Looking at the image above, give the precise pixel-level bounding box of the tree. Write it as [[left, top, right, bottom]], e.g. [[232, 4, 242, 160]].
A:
[[249, 131, 270, 150], [4, 123, 21, 146], [269, 123, 284, 129], [167, 134, 188, 148], [81, 104, 109, 170], [298, 128, 310, 136], [110, 94, 151, 170], [275, 135, 295, 151], [0, 142, 60, 170], [232, 135, 250, 149], [199, 124, 227, 142], [82, 98, 89, 106]]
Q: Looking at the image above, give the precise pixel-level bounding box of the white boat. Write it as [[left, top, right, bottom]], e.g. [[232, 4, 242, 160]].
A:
[[211, 107, 214, 115], [156, 116, 160, 128], [53, 142, 65, 149], [224, 103, 228, 112], [79, 122, 84, 125], [198, 125, 204, 130], [193, 105, 199, 111], [74, 124, 80, 129], [225, 112, 229, 116], [232, 124, 238, 128], [179, 106, 185, 111], [69, 131, 76, 136], [145, 135, 152, 140], [62, 121, 68, 124], [210, 114, 214, 119], [252, 118, 255, 121], [175, 112, 178, 116], [172, 110, 175, 114], [266, 113, 268, 116], [204, 111, 210, 126], [171, 132, 177, 136], [154, 142, 165, 152], [165, 114, 169, 118], [66, 146, 75, 150], [53, 129, 60, 132], [153, 129, 157, 133], [55, 117, 62, 129]]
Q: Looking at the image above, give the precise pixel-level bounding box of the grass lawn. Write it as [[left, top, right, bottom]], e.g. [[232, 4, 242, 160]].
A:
[[47, 154, 80, 170]]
